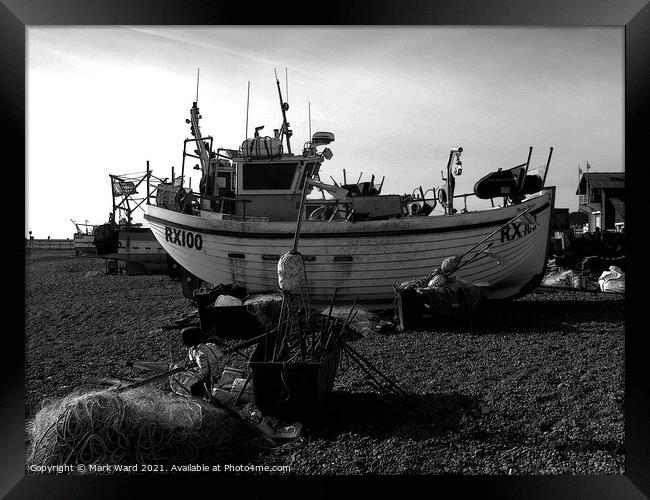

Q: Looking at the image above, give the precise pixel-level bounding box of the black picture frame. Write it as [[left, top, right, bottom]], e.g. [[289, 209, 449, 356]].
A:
[[6, 0, 648, 498]]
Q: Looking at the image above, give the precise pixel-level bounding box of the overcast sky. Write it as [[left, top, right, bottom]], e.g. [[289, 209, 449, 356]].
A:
[[26, 27, 623, 238]]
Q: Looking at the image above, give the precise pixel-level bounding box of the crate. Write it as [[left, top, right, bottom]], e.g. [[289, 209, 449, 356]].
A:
[[248, 343, 341, 423], [193, 285, 254, 340], [197, 305, 262, 340]]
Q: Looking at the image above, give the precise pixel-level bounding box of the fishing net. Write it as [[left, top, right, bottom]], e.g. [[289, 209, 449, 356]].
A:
[[245, 293, 283, 331], [416, 278, 490, 326], [26, 387, 253, 472], [394, 273, 433, 291]]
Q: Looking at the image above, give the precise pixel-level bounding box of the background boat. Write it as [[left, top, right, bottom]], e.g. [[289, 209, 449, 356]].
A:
[[94, 170, 170, 275], [70, 219, 97, 256]]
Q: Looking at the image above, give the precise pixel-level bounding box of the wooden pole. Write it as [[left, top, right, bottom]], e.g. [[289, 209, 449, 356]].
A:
[[117, 366, 186, 392], [342, 341, 406, 394], [457, 206, 533, 261]]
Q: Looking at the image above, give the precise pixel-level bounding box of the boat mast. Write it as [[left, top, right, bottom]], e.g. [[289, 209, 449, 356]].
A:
[[189, 105, 210, 178], [274, 68, 292, 154], [187, 69, 217, 199], [245, 81, 250, 140]]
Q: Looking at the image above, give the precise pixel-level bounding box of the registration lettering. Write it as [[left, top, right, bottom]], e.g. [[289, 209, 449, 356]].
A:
[[165, 227, 203, 250], [500, 221, 536, 243]]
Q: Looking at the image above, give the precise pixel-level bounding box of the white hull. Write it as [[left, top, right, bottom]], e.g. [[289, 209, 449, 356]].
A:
[[73, 234, 96, 255], [116, 229, 167, 262], [97, 228, 168, 273], [145, 189, 554, 304]]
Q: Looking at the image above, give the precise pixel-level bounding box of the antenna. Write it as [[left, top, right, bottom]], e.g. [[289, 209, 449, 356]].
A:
[[308, 101, 312, 139], [195, 68, 200, 103], [245, 81, 250, 140], [285, 67, 288, 103]]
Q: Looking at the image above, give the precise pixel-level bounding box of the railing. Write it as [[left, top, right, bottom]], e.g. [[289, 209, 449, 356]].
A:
[[171, 189, 253, 218], [26, 239, 75, 249]]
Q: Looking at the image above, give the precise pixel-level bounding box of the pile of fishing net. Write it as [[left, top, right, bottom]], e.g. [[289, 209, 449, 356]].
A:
[[417, 278, 490, 309], [394, 255, 464, 292], [26, 387, 254, 472], [394, 253, 491, 328], [244, 293, 283, 331]]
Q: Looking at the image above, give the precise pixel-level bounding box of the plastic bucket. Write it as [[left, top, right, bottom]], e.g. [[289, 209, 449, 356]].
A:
[[248, 343, 341, 422]]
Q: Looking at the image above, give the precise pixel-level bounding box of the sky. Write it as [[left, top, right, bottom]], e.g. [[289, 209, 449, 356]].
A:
[[26, 27, 624, 238]]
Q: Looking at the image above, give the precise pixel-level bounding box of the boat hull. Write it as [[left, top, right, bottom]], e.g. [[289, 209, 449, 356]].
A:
[[73, 234, 97, 255], [145, 189, 554, 304], [116, 228, 169, 274], [97, 227, 169, 274]]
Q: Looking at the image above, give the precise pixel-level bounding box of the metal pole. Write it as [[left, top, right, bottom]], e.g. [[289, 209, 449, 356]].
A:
[[292, 178, 311, 253], [542, 147, 554, 186], [196, 67, 200, 103], [146, 160, 150, 205], [524, 146, 533, 174], [274, 68, 292, 154], [110, 175, 116, 222], [245, 81, 250, 140]]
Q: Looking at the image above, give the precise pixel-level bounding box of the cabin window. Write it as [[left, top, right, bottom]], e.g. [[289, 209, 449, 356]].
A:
[[242, 162, 298, 190]]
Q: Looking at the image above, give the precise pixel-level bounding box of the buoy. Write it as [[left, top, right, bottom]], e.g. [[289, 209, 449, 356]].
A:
[[278, 252, 306, 293], [440, 254, 462, 275], [428, 274, 447, 288]]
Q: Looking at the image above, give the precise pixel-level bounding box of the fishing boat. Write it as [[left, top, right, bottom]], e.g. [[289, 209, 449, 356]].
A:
[[94, 171, 170, 275], [70, 219, 97, 256], [144, 76, 555, 304]]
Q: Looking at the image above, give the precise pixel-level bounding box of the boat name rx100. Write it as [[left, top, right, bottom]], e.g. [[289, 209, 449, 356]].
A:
[[165, 227, 203, 250]]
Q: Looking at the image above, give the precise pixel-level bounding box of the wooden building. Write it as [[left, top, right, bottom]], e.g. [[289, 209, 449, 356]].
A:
[[576, 172, 624, 232]]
